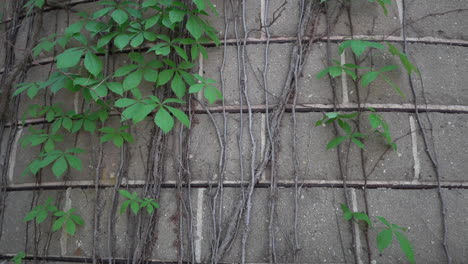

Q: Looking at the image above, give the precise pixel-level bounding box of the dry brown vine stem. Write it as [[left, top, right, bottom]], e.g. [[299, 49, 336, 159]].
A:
[[401, 1, 451, 263], [0, 4, 43, 256]]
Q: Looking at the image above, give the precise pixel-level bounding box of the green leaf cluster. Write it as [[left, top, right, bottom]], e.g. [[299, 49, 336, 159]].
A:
[[367, 108, 397, 150], [52, 208, 85, 236], [23, 198, 58, 224], [315, 112, 366, 149], [317, 40, 409, 98], [340, 204, 415, 264], [24, 198, 85, 236], [118, 189, 160, 215], [23, 148, 84, 178], [115, 97, 190, 133], [11, 251, 26, 264], [100, 126, 134, 147], [189, 74, 223, 104]]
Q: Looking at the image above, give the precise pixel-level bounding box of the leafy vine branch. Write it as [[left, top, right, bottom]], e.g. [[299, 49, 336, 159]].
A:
[[16, 0, 223, 180]]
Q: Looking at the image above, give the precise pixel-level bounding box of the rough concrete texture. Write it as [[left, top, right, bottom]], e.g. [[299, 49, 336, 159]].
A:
[[409, 43, 468, 106], [206, 0, 261, 39], [296, 42, 342, 105], [268, 0, 401, 37], [405, 0, 468, 40], [204, 43, 292, 106], [418, 113, 468, 182], [199, 188, 354, 263], [277, 112, 342, 181], [188, 113, 263, 182]]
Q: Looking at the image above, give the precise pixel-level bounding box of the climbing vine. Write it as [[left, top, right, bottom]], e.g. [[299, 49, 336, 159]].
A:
[[12, 0, 221, 259], [0, 0, 457, 263], [316, 1, 421, 263]]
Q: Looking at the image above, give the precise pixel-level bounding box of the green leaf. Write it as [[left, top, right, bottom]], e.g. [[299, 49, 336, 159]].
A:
[[111, 9, 129, 25], [155, 107, 174, 133], [114, 34, 132, 50], [128, 52, 144, 64], [186, 16, 203, 39], [351, 137, 365, 149], [122, 103, 155, 123], [123, 69, 143, 90], [368, 113, 381, 129], [339, 40, 385, 57], [395, 231, 415, 264], [62, 117, 73, 131], [204, 86, 223, 104], [56, 48, 83, 69], [361, 71, 380, 87], [97, 32, 118, 48], [131, 33, 144, 48], [337, 119, 352, 135], [93, 6, 114, 19], [342, 68, 357, 81], [169, 9, 185, 23], [166, 106, 190, 128], [157, 70, 175, 86], [71, 214, 85, 225], [352, 212, 372, 226], [52, 156, 67, 178], [120, 200, 131, 214], [173, 45, 188, 61], [387, 42, 419, 75], [84, 51, 103, 77], [107, 82, 124, 95], [65, 155, 82, 170], [115, 98, 136, 107], [52, 216, 66, 232], [114, 64, 138, 77], [130, 201, 140, 215], [119, 189, 132, 199], [11, 251, 26, 264], [65, 21, 84, 35], [340, 203, 353, 221], [65, 219, 76, 235], [143, 69, 158, 82], [36, 210, 48, 224], [24, 210, 38, 222], [382, 75, 406, 98], [193, 0, 206, 10], [376, 216, 391, 227], [326, 136, 347, 150], [189, 83, 204, 93], [113, 136, 124, 147], [171, 73, 186, 98], [377, 229, 394, 252], [317, 66, 342, 79], [146, 204, 154, 214]]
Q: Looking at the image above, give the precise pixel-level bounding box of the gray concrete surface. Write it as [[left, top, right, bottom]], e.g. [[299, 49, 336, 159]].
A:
[[1, 0, 468, 263]]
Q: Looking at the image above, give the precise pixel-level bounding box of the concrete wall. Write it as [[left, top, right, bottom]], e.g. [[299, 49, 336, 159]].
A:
[[1, 0, 468, 263]]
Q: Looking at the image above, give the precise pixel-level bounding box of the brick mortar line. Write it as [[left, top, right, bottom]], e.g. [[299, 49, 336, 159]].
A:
[[5, 179, 468, 191], [0, 254, 206, 264], [4, 103, 468, 128], [2, 35, 467, 74]]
